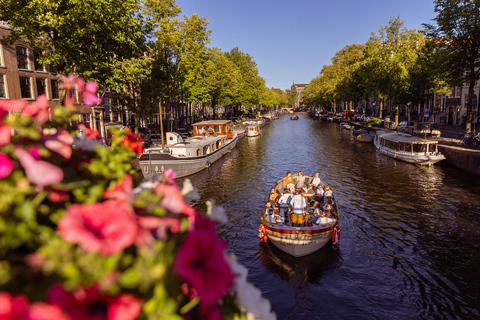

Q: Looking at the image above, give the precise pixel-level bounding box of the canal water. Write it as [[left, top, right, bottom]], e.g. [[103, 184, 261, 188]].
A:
[[178, 114, 480, 320]]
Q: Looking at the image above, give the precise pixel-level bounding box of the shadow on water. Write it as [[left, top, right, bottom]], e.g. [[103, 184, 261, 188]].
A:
[[259, 242, 342, 285]]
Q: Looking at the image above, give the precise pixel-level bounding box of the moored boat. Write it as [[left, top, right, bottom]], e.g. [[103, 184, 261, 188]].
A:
[[374, 131, 446, 165], [139, 120, 238, 179], [258, 174, 340, 257], [246, 125, 261, 137], [357, 132, 375, 143]]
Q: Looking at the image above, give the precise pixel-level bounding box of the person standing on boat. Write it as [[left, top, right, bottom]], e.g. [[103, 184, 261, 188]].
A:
[[278, 188, 292, 224], [279, 171, 295, 193], [291, 189, 307, 227]]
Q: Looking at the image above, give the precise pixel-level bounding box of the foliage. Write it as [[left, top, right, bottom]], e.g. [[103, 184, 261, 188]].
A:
[[0, 75, 276, 320], [424, 0, 480, 133]]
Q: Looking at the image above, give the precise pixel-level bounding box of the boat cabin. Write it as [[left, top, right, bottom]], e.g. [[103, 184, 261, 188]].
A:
[[192, 120, 234, 139], [375, 132, 439, 155]]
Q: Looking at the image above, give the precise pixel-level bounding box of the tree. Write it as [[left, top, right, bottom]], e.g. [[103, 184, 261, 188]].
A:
[[0, 0, 172, 90], [424, 0, 480, 133], [225, 48, 264, 114], [204, 48, 240, 119]]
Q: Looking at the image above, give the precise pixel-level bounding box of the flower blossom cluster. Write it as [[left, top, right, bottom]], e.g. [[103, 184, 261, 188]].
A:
[[0, 73, 276, 320]]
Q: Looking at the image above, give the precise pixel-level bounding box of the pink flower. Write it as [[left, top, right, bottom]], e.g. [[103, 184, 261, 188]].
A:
[[25, 253, 47, 271], [58, 199, 137, 256], [47, 284, 142, 320], [0, 153, 13, 179], [47, 189, 70, 203], [103, 175, 133, 202], [83, 82, 102, 106], [135, 216, 181, 247], [0, 125, 11, 146], [162, 169, 176, 185], [23, 95, 50, 125], [59, 73, 77, 91], [26, 303, 71, 320], [42, 129, 73, 160], [14, 148, 63, 186], [0, 292, 29, 320], [77, 122, 100, 140], [174, 215, 233, 317], [153, 183, 196, 217]]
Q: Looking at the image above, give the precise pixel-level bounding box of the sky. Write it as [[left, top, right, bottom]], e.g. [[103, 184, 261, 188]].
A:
[[177, 0, 437, 91]]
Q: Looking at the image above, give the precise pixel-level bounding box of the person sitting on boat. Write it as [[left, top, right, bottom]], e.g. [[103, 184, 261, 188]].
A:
[[278, 188, 293, 224], [290, 189, 307, 227], [279, 171, 295, 193], [295, 171, 307, 192], [270, 187, 280, 203], [307, 172, 322, 193], [207, 126, 217, 137], [324, 186, 334, 204], [265, 202, 276, 224]]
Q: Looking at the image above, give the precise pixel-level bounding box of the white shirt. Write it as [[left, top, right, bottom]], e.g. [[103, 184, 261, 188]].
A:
[[291, 194, 306, 215], [278, 193, 292, 204], [311, 177, 321, 186]]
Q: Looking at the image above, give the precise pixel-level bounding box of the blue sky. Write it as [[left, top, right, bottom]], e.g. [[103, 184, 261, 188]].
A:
[[177, 0, 437, 91]]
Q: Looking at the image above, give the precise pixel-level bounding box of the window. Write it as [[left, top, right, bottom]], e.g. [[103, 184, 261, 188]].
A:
[[104, 98, 111, 122], [16, 46, 29, 69], [19, 77, 32, 98], [36, 78, 46, 97], [0, 74, 6, 98], [34, 52, 44, 71], [51, 79, 59, 99]]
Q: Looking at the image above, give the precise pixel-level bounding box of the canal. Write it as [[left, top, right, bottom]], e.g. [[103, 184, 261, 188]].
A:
[[178, 113, 480, 320]]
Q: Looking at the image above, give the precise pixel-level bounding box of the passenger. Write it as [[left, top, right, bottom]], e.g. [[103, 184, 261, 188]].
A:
[[279, 171, 295, 193], [290, 189, 307, 227], [296, 170, 306, 191], [270, 187, 280, 203], [314, 185, 325, 204], [324, 186, 334, 205], [278, 188, 292, 224], [207, 126, 215, 136], [265, 202, 276, 224], [307, 172, 322, 193]]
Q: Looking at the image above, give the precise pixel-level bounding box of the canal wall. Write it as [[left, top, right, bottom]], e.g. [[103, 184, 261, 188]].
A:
[[438, 145, 480, 176]]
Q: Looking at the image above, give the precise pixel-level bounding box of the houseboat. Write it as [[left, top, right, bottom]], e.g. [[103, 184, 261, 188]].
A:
[[374, 131, 446, 165], [258, 174, 340, 257], [246, 125, 261, 137], [139, 120, 238, 179]]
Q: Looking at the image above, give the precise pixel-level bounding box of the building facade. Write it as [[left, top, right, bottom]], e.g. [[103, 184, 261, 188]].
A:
[[291, 82, 307, 109]]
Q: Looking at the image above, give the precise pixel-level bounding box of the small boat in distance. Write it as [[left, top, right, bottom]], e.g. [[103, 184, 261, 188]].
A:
[[246, 125, 261, 137], [139, 120, 238, 179], [374, 131, 446, 165], [357, 132, 375, 143], [259, 174, 340, 257], [290, 115, 299, 120]]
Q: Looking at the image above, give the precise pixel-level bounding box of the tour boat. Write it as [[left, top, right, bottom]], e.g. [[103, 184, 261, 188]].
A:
[[139, 120, 238, 179], [246, 125, 261, 137], [290, 115, 299, 120], [258, 174, 340, 257], [357, 132, 375, 143], [374, 131, 446, 165]]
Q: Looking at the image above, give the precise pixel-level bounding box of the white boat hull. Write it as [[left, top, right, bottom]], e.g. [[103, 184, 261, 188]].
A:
[[266, 225, 334, 257], [376, 145, 446, 165], [139, 136, 238, 179], [247, 131, 260, 137]]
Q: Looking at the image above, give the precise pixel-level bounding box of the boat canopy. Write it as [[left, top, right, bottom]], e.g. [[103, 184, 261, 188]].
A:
[[376, 131, 438, 144]]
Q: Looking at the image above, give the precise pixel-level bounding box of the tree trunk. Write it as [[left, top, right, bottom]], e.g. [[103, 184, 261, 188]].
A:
[[395, 105, 399, 127], [379, 98, 383, 119], [467, 82, 474, 134]]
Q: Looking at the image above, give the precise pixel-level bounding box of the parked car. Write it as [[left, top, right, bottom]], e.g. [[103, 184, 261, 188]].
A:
[[396, 121, 415, 135], [174, 128, 193, 139]]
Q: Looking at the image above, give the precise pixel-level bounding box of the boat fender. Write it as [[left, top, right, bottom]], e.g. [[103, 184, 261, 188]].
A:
[[332, 224, 340, 248], [258, 224, 267, 244], [206, 161, 211, 168]]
